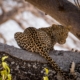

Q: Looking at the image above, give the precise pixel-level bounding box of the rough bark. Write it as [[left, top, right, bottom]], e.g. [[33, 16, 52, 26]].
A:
[[0, 43, 80, 79], [0, 43, 80, 71], [25, 0, 80, 40]]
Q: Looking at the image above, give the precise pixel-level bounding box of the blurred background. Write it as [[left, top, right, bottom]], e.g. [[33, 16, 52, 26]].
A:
[[0, 0, 80, 51]]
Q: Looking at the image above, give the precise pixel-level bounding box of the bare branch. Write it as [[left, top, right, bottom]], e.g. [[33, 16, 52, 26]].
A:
[[0, 33, 6, 43]]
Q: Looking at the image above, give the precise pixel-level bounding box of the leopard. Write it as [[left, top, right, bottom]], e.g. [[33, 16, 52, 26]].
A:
[[14, 24, 71, 79]]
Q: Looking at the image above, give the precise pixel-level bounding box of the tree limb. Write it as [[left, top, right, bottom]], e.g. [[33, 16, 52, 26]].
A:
[[0, 43, 80, 71], [25, 0, 80, 40]]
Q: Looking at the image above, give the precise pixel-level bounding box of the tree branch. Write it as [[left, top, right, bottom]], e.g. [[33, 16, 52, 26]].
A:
[[0, 43, 80, 79], [0, 43, 80, 71], [25, 0, 80, 40]]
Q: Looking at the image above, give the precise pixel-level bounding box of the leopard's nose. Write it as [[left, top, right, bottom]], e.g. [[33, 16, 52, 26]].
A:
[[58, 40, 66, 44]]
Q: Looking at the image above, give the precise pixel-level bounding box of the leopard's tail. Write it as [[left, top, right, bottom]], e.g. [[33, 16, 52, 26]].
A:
[[39, 51, 69, 79]]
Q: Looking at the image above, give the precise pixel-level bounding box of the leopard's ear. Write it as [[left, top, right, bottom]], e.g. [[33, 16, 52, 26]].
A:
[[66, 25, 72, 31], [51, 24, 61, 29]]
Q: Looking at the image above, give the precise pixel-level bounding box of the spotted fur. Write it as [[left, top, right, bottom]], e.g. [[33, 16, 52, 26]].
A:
[[14, 24, 71, 79]]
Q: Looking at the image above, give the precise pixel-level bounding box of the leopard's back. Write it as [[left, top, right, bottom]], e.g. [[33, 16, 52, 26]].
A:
[[15, 27, 52, 53]]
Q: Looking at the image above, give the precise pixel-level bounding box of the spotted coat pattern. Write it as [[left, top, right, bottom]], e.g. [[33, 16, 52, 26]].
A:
[[14, 24, 71, 79]]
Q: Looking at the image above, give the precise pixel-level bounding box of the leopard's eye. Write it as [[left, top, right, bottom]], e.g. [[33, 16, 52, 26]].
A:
[[64, 33, 68, 37], [59, 40, 66, 44]]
